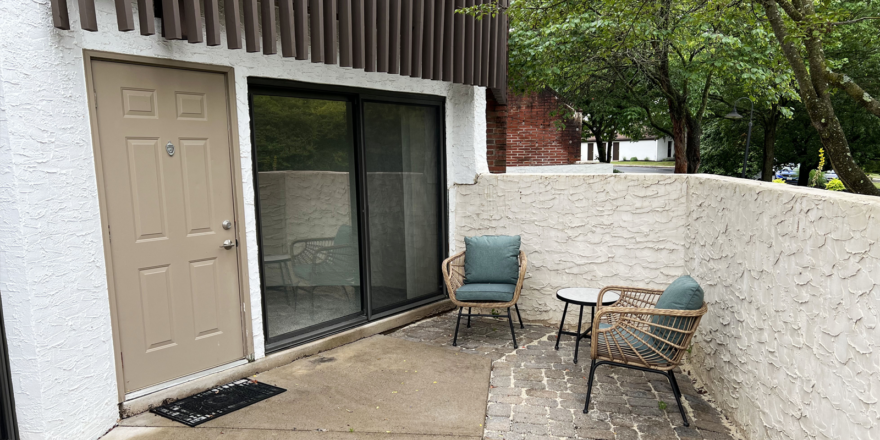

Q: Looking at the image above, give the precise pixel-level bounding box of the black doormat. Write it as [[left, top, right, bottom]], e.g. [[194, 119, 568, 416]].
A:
[[150, 379, 286, 427]]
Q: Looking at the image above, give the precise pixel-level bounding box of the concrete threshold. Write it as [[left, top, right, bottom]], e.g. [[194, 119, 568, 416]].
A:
[[120, 299, 455, 419]]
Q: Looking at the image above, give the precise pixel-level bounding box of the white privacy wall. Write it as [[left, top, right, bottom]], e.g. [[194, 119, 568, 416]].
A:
[[685, 176, 880, 440], [454, 173, 880, 439], [0, 0, 487, 438], [453, 173, 690, 322]]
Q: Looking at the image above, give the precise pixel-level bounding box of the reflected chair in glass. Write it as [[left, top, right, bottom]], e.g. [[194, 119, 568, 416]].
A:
[[290, 225, 359, 312], [441, 250, 527, 347], [582, 286, 708, 426]]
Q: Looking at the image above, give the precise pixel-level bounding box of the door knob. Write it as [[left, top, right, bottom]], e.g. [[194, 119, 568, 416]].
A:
[[221, 239, 235, 250]]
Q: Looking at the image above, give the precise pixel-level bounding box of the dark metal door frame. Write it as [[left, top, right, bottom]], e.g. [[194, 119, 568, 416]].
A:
[[0, 294, 19, 440], [248, 78, 448, 353]]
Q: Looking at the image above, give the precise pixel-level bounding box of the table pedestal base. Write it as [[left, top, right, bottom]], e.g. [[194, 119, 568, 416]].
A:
[[554, 302, 597, 364]]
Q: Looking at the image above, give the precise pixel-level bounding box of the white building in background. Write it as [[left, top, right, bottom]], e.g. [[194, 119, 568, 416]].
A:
[[582, 135, 676, 162]]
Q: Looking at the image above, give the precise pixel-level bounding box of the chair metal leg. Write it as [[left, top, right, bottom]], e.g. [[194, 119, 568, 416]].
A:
[[582, 359, 598, 413], [573, 305, 584, 364], [467, 307, 472, 328], [667, 371, 690, 427], [514, 304, 524, 329], [279, 261, 292, 307], [555, 302, 569, 350], [507, 308, 518, 348], [452, 307, 463, 346]]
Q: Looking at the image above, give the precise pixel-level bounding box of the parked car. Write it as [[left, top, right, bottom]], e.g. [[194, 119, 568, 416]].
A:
[[776, 166, 799, 184], [824, 170, 838, 180]]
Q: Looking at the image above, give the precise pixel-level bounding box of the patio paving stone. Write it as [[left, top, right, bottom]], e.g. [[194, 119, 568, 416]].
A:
[[387, 310, 741, 440]]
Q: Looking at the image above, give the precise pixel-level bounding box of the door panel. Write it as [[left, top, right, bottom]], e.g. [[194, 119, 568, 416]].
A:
[[180, 139, 215, 235], [128, 138, 168, 241], [139, 265, 175, 351], [92, 61, 244, 393]]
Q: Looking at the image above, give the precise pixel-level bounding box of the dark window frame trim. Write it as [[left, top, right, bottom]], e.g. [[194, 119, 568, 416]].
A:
[[247, 78, 448, 354]]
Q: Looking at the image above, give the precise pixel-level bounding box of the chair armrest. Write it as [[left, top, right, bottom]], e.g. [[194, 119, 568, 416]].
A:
[[511, 250, 528, 305], [441, 251, 466, 302], [290, 237, 335, 264], [591, 303, 708, 368], [597, 286, 665, 309]]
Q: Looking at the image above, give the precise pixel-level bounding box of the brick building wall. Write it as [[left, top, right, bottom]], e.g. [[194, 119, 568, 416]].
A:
[[486, 91, 508, 173], [486, 88, 581, 173]]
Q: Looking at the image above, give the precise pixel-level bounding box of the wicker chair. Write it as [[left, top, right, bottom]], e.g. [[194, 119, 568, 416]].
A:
[[583, 286, 708, 426], [288, 226, 358, 311], [441, 250, 528, 347]]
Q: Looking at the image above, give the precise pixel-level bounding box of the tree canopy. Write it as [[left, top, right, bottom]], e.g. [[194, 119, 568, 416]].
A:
[[498, 0, 880, 195]]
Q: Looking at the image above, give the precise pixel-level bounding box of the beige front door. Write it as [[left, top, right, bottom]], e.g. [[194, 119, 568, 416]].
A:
[[92, 60, 245, 393]]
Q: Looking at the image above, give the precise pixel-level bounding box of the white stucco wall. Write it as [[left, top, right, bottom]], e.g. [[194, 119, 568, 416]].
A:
[[453, 173, 689, 322], [685, 176, 880, 440], [454, 173, 880, 440], [0, 0, 487, 438]]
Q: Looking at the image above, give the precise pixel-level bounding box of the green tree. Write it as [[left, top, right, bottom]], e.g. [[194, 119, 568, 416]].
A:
[[505, 0, 789, 174], [754, 0, 880, 195]]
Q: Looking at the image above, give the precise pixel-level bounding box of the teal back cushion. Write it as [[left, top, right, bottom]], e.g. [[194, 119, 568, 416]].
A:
[[334, 225, 352, 245], [464, 235, 521, 284], [651, 275, 704, 356]]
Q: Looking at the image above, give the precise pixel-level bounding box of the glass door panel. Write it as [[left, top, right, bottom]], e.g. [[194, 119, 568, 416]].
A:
[[363, 102, 443, 312], [252, 94, 362, 341]]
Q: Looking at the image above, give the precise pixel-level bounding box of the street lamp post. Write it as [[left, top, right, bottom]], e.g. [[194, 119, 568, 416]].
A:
[[724, 97, 755, 179]]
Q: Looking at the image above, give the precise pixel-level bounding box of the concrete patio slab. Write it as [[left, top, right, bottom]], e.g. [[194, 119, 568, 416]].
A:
[[106, 335, 491, 439], [102, 426, 479, 439]]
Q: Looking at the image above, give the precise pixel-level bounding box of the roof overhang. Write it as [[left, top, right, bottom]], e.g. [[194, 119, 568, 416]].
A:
[[50, 0, 508, 95]]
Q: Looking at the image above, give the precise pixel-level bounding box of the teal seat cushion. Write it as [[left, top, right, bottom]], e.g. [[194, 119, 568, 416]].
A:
[[464, 235, 521, 284], [454, 283, 516, 302], [651, 275, 704, 352], [293, 264, 354, 286], [597, 323, 665, 363]]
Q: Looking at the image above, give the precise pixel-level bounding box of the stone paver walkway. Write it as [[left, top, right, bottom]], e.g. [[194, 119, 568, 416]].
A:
[[388, 310, 739, 440]]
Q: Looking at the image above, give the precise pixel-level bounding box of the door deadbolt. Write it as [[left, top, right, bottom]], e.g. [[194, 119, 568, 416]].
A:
[[166, 142, 175, 156], [222, 220, 233, 230]]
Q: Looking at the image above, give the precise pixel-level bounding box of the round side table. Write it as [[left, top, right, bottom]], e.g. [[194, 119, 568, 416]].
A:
[[554, 288, 620, 363]]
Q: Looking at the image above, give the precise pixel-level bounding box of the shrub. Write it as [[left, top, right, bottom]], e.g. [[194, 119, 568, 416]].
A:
[[772, 178, 787, 184], [825, 178, 846, 191], [808, 169, 828, 188], [630, 157, 639, 161], [644, 157, 650, 161]]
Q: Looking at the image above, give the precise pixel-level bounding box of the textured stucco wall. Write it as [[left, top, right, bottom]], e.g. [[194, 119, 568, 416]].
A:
[[453, 173, 689, 322], [0, 0, 486, 438], [685, 176, 880, 440], [454, 173, 880, 440]]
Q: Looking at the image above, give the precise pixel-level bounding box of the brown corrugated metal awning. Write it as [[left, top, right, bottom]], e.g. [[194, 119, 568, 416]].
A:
[[55, 0, 508, 101]]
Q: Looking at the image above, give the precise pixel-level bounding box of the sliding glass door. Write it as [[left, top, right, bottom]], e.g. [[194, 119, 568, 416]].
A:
[[251, 93, 362, 342], [250, 81, 445, 351], [363, 102, 442, 313]]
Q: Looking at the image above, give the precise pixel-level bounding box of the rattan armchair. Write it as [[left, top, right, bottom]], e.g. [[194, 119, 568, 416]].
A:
[[583, 286, 708, 426], [289, 233, 358, 311], [441, 250, 527, 347]]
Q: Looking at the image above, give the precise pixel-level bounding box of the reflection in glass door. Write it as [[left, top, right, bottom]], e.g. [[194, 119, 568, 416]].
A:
[[364, 102, 442, 313], [252, 94, 362, 342], [250, 83, 446, 351]]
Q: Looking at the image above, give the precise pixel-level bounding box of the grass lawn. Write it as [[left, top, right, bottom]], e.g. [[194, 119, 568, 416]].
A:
[[612, 161, 675, 167]]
